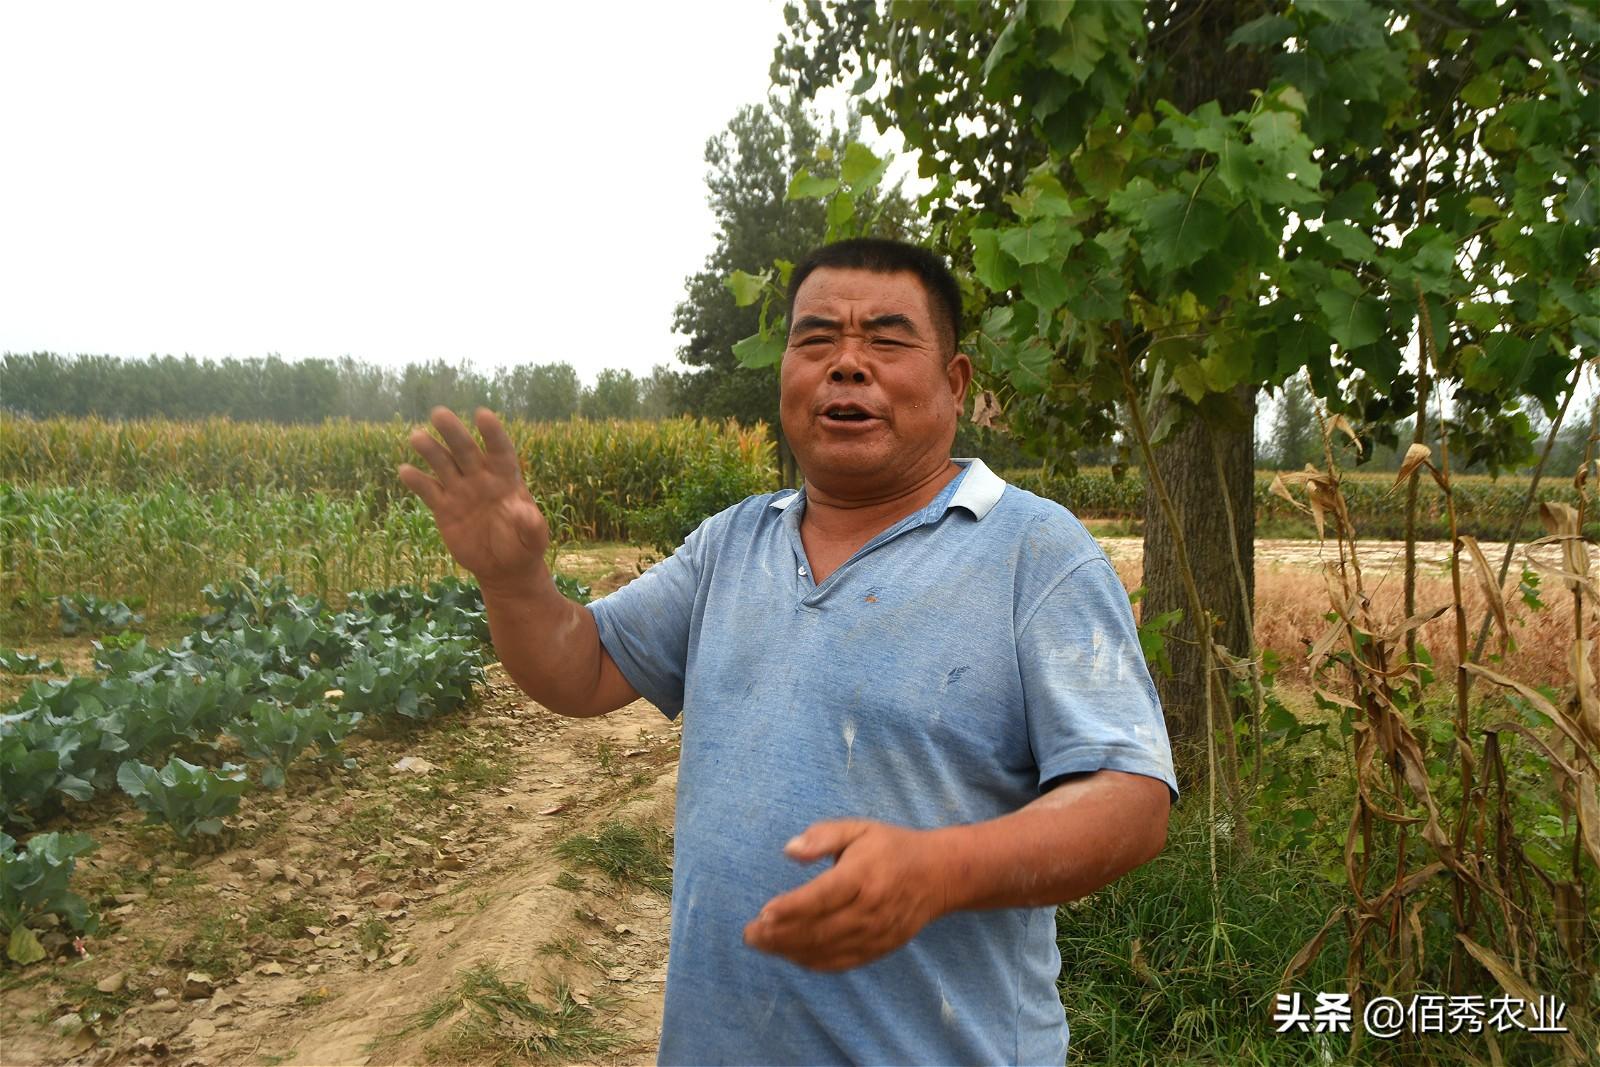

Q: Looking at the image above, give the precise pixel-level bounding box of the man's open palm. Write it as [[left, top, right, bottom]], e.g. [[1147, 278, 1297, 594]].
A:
[[397, 407, 549, 591]]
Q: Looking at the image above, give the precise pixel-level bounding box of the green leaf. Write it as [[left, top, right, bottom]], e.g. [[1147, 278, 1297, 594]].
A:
[[1321, 221, 1377, 261], [732, 331, 785, 370], [1047, 10, 1109, 82], [998, 221, 1060, 266], [786, 169, 839, 201], [1172, 360, 1209, 404], [1140, 192, 1228, 271], [1019, 262, 1071, 314], [1007, 168, 1075, 219], [7, 925, 45, 965], [839, 142, 888, 189], [827, 193, 857, 232], [1011, 337, 1054, 394], [1032, 0, 1075, 32], [724, 270, 769, 308], [1466, 196, 1502, 218], [971, 229, 1020, 291], [1315, 280, 1385, 350], [1064, 263, 1124, 320], [1460, 73, 1501, 110], [1228, 14, 1294, 47]]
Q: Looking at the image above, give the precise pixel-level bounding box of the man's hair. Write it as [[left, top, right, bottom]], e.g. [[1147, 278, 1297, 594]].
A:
[[786, 237, 963, 359]]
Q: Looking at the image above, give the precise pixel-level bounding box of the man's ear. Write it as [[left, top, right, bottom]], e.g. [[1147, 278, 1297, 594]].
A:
[[947, 352, 974, 411]]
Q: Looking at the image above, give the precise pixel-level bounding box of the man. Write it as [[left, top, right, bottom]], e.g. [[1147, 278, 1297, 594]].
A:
[[398, 237, 1176, 1065]]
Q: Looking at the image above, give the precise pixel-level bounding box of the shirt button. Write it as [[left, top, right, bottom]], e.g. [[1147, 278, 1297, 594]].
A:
[[798, 566, 808, 576]]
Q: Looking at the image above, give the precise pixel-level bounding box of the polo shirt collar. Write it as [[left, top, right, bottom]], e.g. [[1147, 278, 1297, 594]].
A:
[[767, 458, 1005, 521]]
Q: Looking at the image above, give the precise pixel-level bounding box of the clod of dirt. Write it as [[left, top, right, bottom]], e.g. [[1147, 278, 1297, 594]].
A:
[[182, 973, 216, 999], [96, 972, 127, 994], [392, 756, 437, 774]]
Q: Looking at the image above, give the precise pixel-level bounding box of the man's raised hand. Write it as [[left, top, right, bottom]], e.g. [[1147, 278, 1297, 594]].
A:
[[397, 407, 549, 593]]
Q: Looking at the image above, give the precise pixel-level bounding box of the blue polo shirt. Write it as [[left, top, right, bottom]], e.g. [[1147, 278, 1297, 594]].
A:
[[588, 459, 1177, 1065]]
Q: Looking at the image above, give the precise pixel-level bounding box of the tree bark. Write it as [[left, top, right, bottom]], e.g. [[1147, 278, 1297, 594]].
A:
[[1141, 387, 1256, 783], [1138, 1, 1270, 786]]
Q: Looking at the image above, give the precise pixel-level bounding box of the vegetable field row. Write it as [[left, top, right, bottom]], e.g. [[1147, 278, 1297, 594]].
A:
[[1, 571, 559, 963]]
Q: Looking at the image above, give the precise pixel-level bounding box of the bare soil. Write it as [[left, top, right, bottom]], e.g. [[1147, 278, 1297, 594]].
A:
[[0, 672, 681, 1067]]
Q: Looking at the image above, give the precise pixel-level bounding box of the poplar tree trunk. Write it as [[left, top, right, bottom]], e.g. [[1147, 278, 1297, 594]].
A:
[[1141, 391, 1257, 779], [1139, 0, 1269, 782]]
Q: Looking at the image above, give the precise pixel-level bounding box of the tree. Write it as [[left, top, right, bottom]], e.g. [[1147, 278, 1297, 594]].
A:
[[1264, 371, 1321, 471], [773, 1, 1598, 772], [674, 97, 831, 434], [494, 362, 582, 422], [639, 364, 687, 420], [581, 368, 641, 421], [676, 96, 918, 483]]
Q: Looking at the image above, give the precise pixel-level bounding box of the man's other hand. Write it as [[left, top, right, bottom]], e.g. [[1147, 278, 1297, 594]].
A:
[[743, 820, 947, 972], [397, 407, 550, 593]]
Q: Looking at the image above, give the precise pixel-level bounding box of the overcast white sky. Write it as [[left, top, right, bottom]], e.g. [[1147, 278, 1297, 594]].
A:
[[0, 0, 816, 384]]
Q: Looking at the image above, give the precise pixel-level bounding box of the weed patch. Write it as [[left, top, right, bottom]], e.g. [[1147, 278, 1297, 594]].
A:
[[553, 820, 672, 896]]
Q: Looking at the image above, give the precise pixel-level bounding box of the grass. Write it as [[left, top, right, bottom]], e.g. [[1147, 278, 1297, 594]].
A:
[[406, 963, 622, 1065], [177, 907, 250, 979], [552, 819, 673, 896], [551, 871, 587, 893], [246, 899, 328, 942], [357, 915, 393, 956]]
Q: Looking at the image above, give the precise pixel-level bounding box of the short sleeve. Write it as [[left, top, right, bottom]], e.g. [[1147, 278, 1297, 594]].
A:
[[586, 519, 712, 720], [1018, 556, 1179, 802]]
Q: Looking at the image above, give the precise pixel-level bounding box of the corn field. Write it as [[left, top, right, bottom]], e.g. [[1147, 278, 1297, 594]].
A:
[[0, 415, 776, 539], [0, 417, 776, 634]]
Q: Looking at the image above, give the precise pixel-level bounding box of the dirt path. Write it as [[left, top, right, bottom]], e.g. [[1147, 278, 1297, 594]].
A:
[[1097, 535, 1576, 572], [1, 674, 681, 1067]]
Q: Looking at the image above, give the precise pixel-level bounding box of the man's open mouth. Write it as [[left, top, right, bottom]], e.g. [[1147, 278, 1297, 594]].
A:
[[822, 405, 878, 422]]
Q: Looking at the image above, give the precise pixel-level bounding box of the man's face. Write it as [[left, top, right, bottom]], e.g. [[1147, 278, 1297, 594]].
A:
[[779, 267, 972, 497]]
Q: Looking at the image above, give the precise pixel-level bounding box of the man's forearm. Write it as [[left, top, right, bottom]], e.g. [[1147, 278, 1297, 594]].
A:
[[927, 770, 1171, 914], [479, 567, 611, 717]]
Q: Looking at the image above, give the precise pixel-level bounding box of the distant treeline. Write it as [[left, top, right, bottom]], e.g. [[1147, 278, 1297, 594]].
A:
[[0, 352, 685, 423]]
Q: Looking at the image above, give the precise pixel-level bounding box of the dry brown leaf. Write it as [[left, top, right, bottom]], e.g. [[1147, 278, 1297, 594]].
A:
[[1486, 721, 1584, 781], [1268, 472, 1309, 514], [971, 389, 1005, 430], [1458, 535, 1509, 655], [1389, 443, 1432, 494], [1552, 881, 1586, 967], [1456, 936, 1583, 1059], [1381, 603, 1451, 645], [1326, 413, 1364, 455], [1571, 640, 1600, 746], [1407, 900, 1427, 976], [1539, 501, 1580, 538], [1464, 663, 1599, 772], [1577, 771, 1600, 872], [1278, 906, 1346, 994]]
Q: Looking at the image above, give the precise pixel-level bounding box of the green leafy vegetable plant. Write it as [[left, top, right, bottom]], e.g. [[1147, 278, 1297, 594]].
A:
[[57, 594, 143, 636], [1, 830, 98, 965], [116, 758, 251, 840], [226, 702, 351, 789], [0, 649, 63, 675]]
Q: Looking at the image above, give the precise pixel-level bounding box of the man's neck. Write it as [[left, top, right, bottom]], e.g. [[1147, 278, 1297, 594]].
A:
[[800, 459, 964, 544]]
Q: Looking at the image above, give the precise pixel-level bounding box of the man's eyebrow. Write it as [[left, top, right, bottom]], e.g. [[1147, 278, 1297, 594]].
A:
[[789, 314, 841, 335], [861, 313, 922, 335]]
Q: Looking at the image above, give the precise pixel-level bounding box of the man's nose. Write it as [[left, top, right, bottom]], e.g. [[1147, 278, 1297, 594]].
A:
[[828, 337, 871, 383]]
